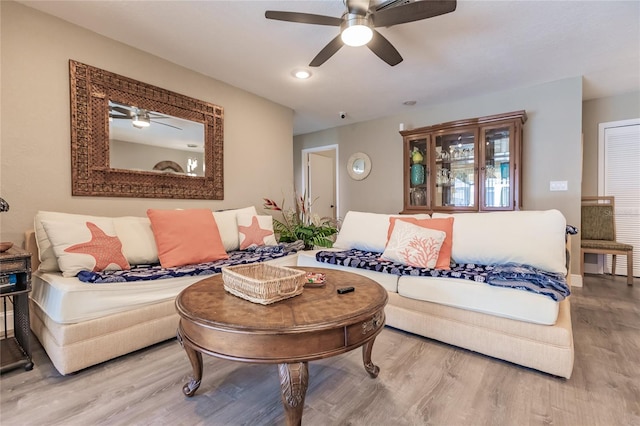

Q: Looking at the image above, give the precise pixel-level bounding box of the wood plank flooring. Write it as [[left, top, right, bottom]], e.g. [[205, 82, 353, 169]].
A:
[[1, 274, 638, 426]]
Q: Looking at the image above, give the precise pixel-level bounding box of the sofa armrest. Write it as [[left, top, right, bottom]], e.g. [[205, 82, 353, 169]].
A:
[[566, 235, 572, 286], [24, 229, 40, 271]]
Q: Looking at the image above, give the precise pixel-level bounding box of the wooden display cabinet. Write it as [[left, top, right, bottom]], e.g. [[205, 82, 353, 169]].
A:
[[401, 111, 527, 214]]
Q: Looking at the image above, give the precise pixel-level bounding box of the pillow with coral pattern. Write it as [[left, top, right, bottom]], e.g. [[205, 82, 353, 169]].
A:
[[237, 214, 277, 250], [386, 216, 454, 270], [41, 219, 131, 277], [381, 220, 446, 269]]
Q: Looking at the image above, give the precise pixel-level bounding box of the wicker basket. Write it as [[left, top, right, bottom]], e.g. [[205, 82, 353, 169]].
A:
[[221, 264, 306, 305]]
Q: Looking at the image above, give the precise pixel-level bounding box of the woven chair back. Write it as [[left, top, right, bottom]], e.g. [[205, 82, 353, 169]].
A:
[[581, 196, 616, 241]]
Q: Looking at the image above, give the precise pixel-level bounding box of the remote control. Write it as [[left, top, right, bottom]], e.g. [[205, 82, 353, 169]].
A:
[[337, 286, 355, 294]]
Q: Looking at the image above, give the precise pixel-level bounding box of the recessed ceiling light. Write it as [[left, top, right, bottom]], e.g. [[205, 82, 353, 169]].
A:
[[292, 69, 312, 79], [403, 100, 417, 106]]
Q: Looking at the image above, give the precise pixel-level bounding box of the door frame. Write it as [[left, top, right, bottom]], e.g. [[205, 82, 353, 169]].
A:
[[598, 118, 640, 195], [301, 144, 339, 220]]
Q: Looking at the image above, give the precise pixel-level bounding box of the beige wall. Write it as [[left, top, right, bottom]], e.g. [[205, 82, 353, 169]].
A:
[[294, 77, 584, 273], [582, 91, 640, 195], [0, 2, 294, 246]]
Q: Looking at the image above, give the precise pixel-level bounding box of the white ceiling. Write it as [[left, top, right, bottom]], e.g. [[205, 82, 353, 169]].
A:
[[19, 0, 640, 135]]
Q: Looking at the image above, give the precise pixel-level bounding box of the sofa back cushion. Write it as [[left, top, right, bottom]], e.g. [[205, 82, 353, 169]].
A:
[[334, 211, 430, 253], [113, 216, 159, 265], [433, 210, 567, 274]]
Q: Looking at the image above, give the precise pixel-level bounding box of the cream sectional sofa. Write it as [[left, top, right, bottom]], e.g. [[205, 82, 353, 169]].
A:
[[25, 207, 299, 375], [25, 207, 573, 379], [297, 210, 574, 378]]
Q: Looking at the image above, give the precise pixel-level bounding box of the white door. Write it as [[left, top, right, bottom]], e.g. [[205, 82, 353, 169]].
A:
[[599, 120, 640, 277], [308, 153, 335, 220]]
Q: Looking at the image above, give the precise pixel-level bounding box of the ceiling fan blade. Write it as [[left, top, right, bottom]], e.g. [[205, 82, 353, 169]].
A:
[[109, 114, 130, 119], [309, 35, 344, 67], [265, 11, 341, 26], [373, 0, 456, 27], [346, 0, 370, 16], [153, 121, 182, 131], [111, 105, 132, 116], [367, 30, 403, 66]]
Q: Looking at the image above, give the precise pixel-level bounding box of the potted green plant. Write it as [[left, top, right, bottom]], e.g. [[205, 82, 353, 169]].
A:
[[263, 193, 338, 250]]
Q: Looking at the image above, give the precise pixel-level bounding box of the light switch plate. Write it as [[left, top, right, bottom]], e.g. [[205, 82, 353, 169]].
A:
[[550, 181, 568, 191]]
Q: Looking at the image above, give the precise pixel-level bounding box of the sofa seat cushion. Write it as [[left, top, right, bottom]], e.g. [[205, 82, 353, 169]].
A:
[[297, 250, 400, 293], [397, 276, 560, 325], [31, 249, 301, 324], [314, 250, 569, 302], [581, 239, 633, 251]]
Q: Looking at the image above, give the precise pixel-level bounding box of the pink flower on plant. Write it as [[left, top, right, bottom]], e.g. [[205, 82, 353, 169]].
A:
[[263, 198, 282, 211]]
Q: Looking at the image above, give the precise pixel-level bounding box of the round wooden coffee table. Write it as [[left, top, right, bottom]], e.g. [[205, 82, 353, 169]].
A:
[[175, 267, 388, 425]]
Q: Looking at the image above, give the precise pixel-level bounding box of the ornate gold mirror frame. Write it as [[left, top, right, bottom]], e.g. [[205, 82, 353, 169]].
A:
[[70, 60, 224, 199]]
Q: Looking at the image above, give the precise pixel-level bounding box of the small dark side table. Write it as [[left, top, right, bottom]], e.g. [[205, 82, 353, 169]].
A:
[[0, 246, 33, 373]]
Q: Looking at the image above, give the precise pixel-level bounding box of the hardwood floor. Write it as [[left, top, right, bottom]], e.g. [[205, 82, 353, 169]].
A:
[[1, 274, 638, 426]]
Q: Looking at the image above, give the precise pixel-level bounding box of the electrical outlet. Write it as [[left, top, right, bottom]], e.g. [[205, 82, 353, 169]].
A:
[[550, 181, 568, 191]]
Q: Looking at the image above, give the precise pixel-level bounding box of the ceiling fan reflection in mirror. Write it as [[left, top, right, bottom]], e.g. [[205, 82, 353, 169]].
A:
[[265, 0, 456, 67], [109, 101, 182, 130]]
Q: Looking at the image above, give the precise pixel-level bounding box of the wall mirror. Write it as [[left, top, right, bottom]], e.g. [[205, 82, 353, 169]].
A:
[[70, 60, 224, 199], [347, 152, 372, 180], [109, 100, 205, 177]]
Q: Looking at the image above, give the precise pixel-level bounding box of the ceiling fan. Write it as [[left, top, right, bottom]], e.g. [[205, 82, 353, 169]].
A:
[[109, 102, 182, 130], [265, 0, 456, 67]]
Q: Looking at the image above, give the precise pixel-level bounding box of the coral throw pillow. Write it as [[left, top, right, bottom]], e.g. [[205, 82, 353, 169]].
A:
[[41, 219, 130, 277], [387, 216, 454, 269], [381, 220, 446, 269], [147, 209, 228, 268], [237, 214, 277, 250]]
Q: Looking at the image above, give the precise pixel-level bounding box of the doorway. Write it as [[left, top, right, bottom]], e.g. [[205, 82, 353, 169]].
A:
[[598, 118, 640, 277], [301, 145, 338, 221]]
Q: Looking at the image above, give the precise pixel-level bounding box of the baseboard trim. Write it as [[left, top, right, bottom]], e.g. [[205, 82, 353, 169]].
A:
[[571, 274, 583, 288]]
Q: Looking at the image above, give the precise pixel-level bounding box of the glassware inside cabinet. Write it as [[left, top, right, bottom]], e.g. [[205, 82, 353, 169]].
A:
[[434, 132, 475, 208], [408, 138, 427, 207], [483, 126, 511, 208]]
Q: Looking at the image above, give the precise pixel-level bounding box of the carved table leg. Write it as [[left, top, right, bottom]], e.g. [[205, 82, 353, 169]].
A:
[[177, 328, 203, 397], [278, 362, 309, 426], [362, 337, 380, 378]]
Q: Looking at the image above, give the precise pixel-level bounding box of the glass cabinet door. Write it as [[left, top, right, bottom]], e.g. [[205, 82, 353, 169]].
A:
[[407, 137, 429, 209], [481, 124, 514, 210], [434, 130, 476, 209]]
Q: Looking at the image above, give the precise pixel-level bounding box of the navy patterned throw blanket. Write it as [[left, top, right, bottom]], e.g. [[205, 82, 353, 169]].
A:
[[315, 249, 570, 302], [77, 241, 305, 284]]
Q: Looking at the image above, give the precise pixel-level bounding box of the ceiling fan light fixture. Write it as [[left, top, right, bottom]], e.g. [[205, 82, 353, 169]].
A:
[[131, 112, 150, 128], [341, 15, 373, 47], [292, 69, 312, 79]]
